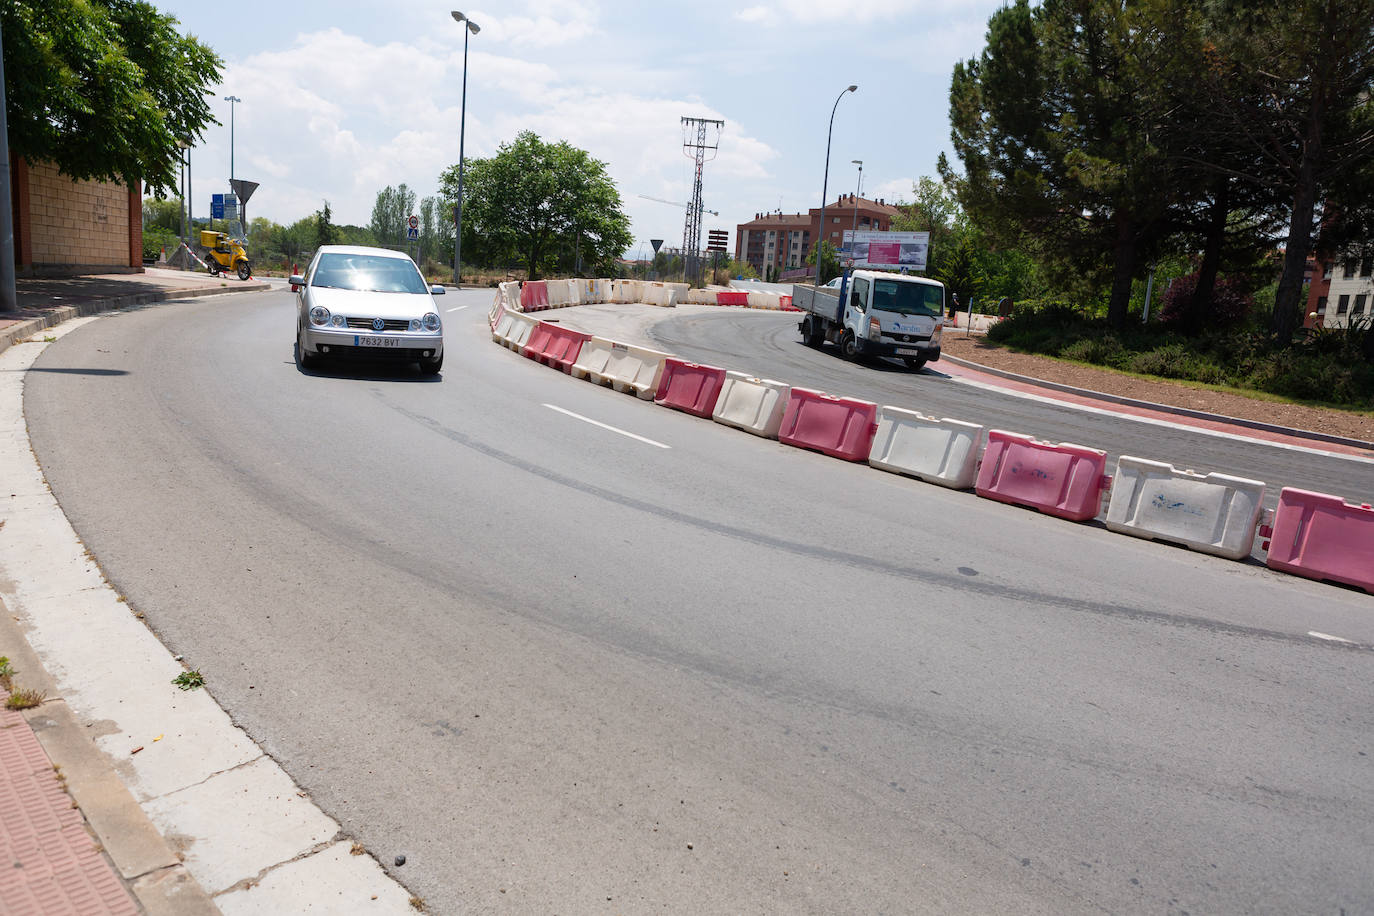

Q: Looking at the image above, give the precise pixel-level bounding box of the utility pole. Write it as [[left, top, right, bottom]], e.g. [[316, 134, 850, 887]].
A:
[[224, 96, 241, 182], [0, 16, 16, 310], [680, 117, 723, 287]]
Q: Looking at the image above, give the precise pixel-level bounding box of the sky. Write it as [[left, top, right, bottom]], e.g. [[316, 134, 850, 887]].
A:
[[156, 0, 998, 258]]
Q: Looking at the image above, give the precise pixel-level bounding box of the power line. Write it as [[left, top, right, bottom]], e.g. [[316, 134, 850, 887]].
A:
[[680, 117, 723, 286]]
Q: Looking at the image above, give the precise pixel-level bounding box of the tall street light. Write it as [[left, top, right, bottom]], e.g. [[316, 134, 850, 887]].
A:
[[451, 11, 480, 287], [223, 95, 242, 183], [814, 85, 857, 288], [850, 159, 863, 245], [0, 15, 17, 310]]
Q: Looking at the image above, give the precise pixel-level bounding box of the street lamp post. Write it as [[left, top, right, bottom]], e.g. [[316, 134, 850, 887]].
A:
[[850, 159, 863, 249], [223, 95, 241, 183], [451, 11, 480, 288], [813, 85, 857, 288]]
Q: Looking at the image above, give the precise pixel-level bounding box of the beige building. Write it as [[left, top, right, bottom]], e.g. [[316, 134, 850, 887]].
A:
[[1312, 252, 1373, 328], [735, 196, 901, 278], [8, 157, 143, 275]]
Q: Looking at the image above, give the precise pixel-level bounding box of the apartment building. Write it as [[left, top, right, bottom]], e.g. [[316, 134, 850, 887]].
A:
[[1309, 251, 1374, 328], [735, 196, 901, 278]]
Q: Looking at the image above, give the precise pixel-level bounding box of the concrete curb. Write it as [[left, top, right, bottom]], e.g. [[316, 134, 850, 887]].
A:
[[0, 281, 271, 358], [940, 353, 1374, 452], [0, 317, 417, 914], [0, 602, 221, 914]]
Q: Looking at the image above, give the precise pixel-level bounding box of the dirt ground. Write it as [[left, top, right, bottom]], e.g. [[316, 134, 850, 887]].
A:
[[939, 334, 1374, 444]]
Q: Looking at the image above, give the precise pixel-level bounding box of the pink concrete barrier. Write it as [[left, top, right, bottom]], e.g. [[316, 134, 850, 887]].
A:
[[654, 358, 727, 418], [521, 322, 589, 373], [780, 295, 798, 312], [520, 280, 550, 311], [975, 430, 1111, 521], [1261, 488, 1374, 593], [717, 291, 749, 306], [777, 388, 879, 462]]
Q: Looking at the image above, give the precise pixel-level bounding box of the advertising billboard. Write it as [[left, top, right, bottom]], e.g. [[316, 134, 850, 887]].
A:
[[840, 230, 930, 272]]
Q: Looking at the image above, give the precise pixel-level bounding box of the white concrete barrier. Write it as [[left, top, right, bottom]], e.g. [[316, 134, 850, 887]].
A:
[[505, 311, 538, 351], [869, 408, 984, 489], [746, 290, 781, 310], [712, 371, 790, 438], [492, 309, 517, 345], [546, 279, 570, 307], [593, 342, 671, 399], [641, 283, 678, 307], [611, 279, 641, 304], [498, 281, 522, 313], [686, 288, 717, 304], [570, 336, 616, 380], [1104, 457, 1266, 560]]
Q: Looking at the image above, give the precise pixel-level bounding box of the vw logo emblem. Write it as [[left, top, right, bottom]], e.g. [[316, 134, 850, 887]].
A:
[[372, 317, 385, 332]]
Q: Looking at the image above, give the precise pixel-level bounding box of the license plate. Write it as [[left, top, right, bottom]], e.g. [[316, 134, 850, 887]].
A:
[[896, 347, 925, 356], [355, 335, 402, 348]]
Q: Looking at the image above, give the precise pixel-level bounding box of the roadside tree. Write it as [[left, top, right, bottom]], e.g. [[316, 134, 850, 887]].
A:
[[439, 131, 632, 279], [2, 0, 220, 193]]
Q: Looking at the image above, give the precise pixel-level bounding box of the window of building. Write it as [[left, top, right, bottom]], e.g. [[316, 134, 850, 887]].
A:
[[1316, 296, 1327, 314], [1343, 261, 1357, 279], [833, 217, 840, 224], [1362, 257, 1373, 278], [1336, 294, 1349, 314], [1323, 263, 1333, 279], [1355, 293, 1368, 315]]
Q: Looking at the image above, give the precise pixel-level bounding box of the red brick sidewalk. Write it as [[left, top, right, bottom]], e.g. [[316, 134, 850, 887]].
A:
[[0, 704, 137, 915]]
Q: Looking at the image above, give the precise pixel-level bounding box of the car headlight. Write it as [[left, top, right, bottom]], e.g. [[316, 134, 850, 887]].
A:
[[422, 313, 441, 332], [408, 318, 422, 331], [309, 306, 330, 326], [331, 314, 346, 328]]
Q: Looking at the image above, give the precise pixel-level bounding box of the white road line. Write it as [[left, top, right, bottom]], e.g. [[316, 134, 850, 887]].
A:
[[946, 373, 1374, 465], [1308, 631, 1355, 644], [446, 305, 468, 313], [543, 404, 671, 449]]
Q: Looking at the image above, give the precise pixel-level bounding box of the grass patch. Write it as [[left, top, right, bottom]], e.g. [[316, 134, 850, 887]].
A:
[[171, 670, 205, 691], [987, 306, 1374, 410], [6, 687, 45, 710]]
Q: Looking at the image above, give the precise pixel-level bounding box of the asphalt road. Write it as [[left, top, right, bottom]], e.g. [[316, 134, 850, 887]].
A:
[[26, 289, 1374, 914]]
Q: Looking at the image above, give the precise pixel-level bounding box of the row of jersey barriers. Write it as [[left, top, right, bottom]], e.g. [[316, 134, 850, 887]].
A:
[[490, 297, 1373, 596]]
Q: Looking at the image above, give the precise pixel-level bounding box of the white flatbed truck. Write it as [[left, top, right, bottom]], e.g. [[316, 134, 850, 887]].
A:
[[793, 270, 945, 370]]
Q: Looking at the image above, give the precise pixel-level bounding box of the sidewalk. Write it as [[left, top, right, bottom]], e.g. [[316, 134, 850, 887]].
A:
[[2, 269, 262, 915], [2, 268, 272, 355]]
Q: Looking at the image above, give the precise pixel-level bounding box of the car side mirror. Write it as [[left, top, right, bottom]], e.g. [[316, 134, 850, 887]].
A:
[[289, 274, 305, 290], [430, 284, 446, 295]]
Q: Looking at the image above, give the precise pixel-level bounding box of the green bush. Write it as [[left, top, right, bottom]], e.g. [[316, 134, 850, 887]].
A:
[[983, 308, 1374, 409]]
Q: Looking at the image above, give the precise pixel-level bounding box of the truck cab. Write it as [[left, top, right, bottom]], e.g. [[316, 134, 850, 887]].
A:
[[794, 270, 945, 369]]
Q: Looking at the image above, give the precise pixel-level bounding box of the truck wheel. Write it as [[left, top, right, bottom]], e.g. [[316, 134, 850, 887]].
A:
[[840, 331, 859, 360], [802, 317, 823, 347], [236, 260, 252, 281], [903, 356, 927, 372]]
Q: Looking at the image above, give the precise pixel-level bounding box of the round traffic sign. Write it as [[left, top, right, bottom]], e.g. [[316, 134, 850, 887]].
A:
[[408, 215, 419, 230]]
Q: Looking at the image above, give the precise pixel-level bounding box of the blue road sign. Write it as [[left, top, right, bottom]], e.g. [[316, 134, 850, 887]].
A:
[[210, 194, 225, 219]]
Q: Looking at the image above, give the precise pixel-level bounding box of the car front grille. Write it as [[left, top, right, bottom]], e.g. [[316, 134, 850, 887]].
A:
[[345, 317, 410, 331]]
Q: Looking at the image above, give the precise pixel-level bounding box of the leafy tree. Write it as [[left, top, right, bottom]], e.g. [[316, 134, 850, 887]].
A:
[[804, 239, 842, 284], [314, 201, 336, 250], [368, 184, 417, 248], [2, 0, 221, 193], [949, 0, 1184, 327], [1190, 0, 1374, 340], [439, 131, 632, 279], [142, 197, 181, 234], [933, 235, 987, 315], [334, 224, 376, 248]]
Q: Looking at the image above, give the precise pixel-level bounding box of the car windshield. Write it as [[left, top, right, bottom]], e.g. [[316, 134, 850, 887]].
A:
[[310, 253, 428, 294], [871, 279, 943, 316]]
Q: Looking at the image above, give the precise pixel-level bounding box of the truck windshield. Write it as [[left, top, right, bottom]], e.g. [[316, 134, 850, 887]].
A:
[[871, 279, 943, 316]]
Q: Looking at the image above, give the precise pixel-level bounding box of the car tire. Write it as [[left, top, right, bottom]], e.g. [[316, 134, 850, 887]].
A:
[[840, 331, 859, 360], [903, 356, 927, 372], [419, 354, 443, 376], [297, 330, 319, 369]]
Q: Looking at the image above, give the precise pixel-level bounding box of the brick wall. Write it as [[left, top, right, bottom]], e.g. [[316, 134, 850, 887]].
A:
[[20, 159, 138, 272]]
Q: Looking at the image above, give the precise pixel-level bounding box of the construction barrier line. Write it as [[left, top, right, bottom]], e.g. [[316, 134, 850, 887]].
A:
[[869, 407, 984, 488], [975, 430, 1111, 521], [1104, 457, 1266, 560]]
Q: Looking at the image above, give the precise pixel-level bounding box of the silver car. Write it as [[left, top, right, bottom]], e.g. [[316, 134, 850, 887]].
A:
[[293, 246, 445, 375]]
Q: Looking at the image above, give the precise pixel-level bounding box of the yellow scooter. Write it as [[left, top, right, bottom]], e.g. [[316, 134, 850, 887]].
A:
[[200, 230, 252, 280]]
